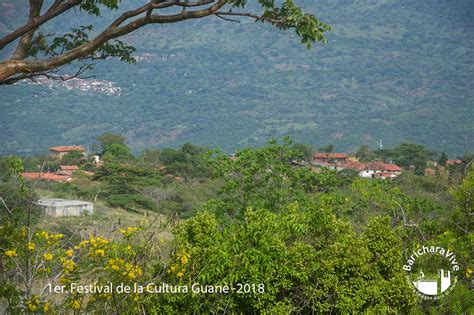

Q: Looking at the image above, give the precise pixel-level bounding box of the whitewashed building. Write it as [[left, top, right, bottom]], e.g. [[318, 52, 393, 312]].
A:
[[36, 198, 93, 217]]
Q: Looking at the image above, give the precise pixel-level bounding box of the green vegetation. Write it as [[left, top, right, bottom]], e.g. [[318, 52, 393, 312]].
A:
[[381, 143, 436, 175], [0, 137, 473, 312], [1, 0, 473, 156], [0, 0, 329, 84]]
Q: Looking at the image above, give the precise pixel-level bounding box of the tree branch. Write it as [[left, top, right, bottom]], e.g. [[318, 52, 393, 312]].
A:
[[0, 0, 81, 51], [0, 0, 329, 84], [0, 63, 93, 85], [0, 0, 228, 83], [11, 0, 45, 60], [214, 11, 286, 26]]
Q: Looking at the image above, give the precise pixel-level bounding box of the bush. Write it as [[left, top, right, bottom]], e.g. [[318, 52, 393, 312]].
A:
[[106, 194, 157, 211]]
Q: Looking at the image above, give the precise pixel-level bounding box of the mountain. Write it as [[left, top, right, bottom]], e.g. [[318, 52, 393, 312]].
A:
[[0, 0, 473, 156]]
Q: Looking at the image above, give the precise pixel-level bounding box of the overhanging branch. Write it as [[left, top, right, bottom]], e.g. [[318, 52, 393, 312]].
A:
[[0, 0, 81, 50]]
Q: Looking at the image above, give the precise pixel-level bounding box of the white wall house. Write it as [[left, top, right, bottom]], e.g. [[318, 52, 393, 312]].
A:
[[36, 198, 93, 217]]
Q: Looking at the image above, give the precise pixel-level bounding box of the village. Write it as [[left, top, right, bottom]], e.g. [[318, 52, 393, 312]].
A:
[[17, 143, 465, 219], [21, 144, 463, 184]]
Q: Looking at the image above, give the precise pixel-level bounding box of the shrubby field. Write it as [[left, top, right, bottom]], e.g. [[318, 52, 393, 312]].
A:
[[0, 137, 472, 313]]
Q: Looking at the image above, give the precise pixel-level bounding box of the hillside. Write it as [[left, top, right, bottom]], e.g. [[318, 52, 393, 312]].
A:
[[0, 0, 473, 155]]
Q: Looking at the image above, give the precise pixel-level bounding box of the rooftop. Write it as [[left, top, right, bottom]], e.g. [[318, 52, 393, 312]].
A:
[[21, 172, 71, 182], [314, 153, 348, 159], [59, 165, 80, 171], [49, 146, 86, 153], [36, 198, 92, 207]]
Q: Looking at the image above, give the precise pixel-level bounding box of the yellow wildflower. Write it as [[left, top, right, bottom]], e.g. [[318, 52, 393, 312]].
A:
[[170, 264, 177, 272], [43, 301, 50, 312], [59, 276, 70, 285], [466, 267, 473, 278], [121, 227, 139, 237], [71, 300, 81, 310], [39, 231, 50, 239], [62, 259, 76, 272], [43, 253, 53, 261], [54, 233, 64, 240], [20, 227, 28, 237], [27, 242, 35, 251], [26, 296, 40, 311], [95, 249, 105, 257], [180, 254, 189, 265], [26, 302, 38, 311], [176, 271, 184, 278], [4, 249, 17, 257], [66, 249, 74, 257], [111, 264, 120, 271], [96, 236, 109, 244]]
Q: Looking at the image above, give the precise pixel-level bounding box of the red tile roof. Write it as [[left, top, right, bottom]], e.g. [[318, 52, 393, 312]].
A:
[[381, 163, 402, 172], [21, 172, 71, 182], [49, 146, 85, 153], [446, 159, 462, 165], [59, 165, 79, 171], [314, 153, 348, 159], [363, 162, 402, 172]]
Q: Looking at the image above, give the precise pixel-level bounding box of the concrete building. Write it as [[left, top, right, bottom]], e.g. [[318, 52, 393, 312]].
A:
[[36, 198, 93, 217]]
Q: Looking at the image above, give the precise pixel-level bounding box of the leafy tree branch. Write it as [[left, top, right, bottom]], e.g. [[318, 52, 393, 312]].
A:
[[0, 0, 330, 84]]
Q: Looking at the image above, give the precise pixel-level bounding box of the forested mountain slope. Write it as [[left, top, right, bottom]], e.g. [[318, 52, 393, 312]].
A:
[[0, 0, 473, 155]]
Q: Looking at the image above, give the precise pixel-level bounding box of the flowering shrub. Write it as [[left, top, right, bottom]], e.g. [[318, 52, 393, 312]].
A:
[[0, 221, 166, 313]]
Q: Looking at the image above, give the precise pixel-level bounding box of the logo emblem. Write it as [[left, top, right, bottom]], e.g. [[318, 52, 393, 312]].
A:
[[403, 245, 459, 300]]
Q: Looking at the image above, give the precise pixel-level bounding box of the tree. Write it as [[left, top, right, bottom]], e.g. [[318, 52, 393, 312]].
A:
[[158, 144, 211, 179], [356, 145, 374, 162], [319, 144, 334, 153], [141, 149, 161, 165], [97, 133, 126, 152], [0, 0, 330, 84], [438, 151, 448, 166], [382, 143, 434, 175], [292, 143, 314, 162], [61, 150, 85, 165], [208, 138, 339, 216], [102, 143, 133, 161]]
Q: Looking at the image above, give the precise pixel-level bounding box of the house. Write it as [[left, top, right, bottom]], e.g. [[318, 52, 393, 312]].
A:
[[446, 159, 462, 166], [58, 165, 80, 176], [21, 172, 72, 182], [357, 162, 402, 179], [35, 198, 93, 217], [313, 153, 348, 169], [49, 145, 86, 159]]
